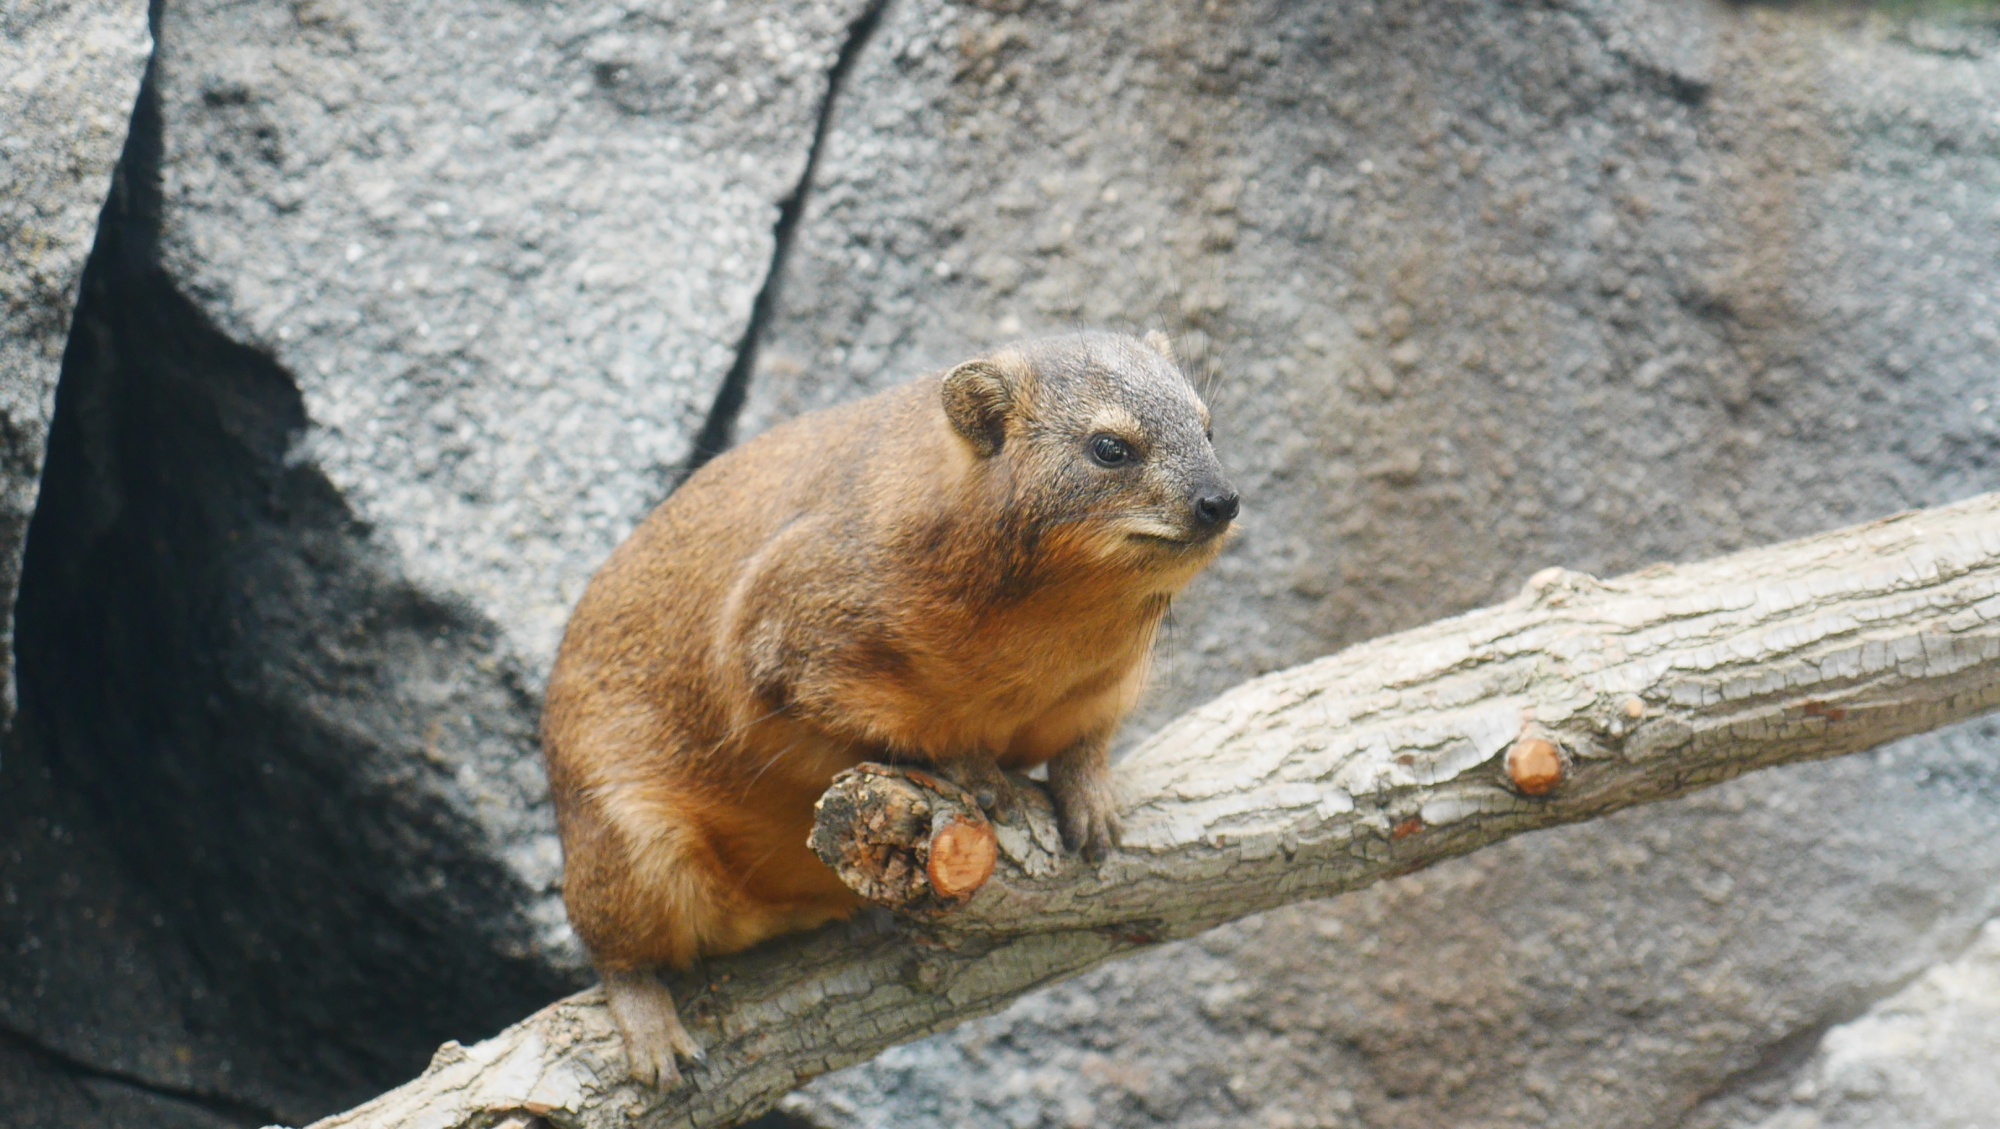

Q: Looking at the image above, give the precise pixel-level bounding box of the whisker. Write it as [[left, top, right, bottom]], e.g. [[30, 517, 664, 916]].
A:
[[737, 738, 803, 799], [686, 701, 791, 771], [724, 835, 803, 901], [723, 703, 788, 741], [1044, 508, 1181, 531]]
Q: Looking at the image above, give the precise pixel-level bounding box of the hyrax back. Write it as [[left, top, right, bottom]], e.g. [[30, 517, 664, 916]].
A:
[[541, 331, 1236, 1086]]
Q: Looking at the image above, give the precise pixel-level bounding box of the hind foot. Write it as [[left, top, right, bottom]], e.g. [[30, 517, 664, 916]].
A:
[[603, 969, 705, 1089]]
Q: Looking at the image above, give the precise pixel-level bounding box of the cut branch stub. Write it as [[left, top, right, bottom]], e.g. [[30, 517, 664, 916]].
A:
[[810, 764, 997, 908], [1506, 735, 1565, 796]]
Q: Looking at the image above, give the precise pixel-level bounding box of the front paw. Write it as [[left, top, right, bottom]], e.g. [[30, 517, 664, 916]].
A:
[[975, 776, 1026, 826], [1050, 772, 1123, 861], [931, 758, 1024, 826]]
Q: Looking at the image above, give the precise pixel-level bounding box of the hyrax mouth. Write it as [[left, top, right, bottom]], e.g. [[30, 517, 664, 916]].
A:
[[1125, 521, 1234, 552], [1123, 496, 1239, 550]]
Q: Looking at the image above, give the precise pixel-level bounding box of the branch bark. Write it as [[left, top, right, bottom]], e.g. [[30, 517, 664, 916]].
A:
[[300, 492, 2000, 1129]]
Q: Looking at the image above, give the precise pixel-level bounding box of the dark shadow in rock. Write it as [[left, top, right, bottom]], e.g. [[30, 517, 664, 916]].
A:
[[4, 52, 581, 1125], [0, 1030, 260, 1129]]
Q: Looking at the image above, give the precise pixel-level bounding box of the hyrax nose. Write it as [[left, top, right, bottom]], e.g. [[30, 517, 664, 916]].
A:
[[1194, 489, 1240, 530]]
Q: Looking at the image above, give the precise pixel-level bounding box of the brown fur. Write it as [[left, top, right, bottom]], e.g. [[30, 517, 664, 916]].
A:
[[541, 331, 1235, 1085]]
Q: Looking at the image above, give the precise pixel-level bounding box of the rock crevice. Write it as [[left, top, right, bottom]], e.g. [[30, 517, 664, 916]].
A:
[[8, 56, 577, 1122], [0, 1025, 278, 1128], [684, 0, 892, 480]]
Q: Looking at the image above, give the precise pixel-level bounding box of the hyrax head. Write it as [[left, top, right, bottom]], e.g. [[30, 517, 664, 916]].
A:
[[941, 330, 1238, 577]]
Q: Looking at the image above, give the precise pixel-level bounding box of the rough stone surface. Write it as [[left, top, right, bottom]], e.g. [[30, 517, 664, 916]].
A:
[[1719, 917, 2000, 1129], [7, 0, 2000, 1125], [0, 1035, 254, 1129], [0, 8, 158, 1119], [739, 0, 2000, 1125], [152, 0, 869, 669], [743, 0, 2000, 722], [0, 0, 874, 1122], [0, 0, 150, 719]]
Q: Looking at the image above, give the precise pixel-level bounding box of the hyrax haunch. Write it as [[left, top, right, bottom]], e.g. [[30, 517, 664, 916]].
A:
[[541, 331, 1238, 1087]]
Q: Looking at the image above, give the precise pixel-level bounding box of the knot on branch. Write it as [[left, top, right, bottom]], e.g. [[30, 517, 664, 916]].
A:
[[1505, 734, 1566, 796], [810, 764, 998, 908], [1519, 565, 1608, 607]]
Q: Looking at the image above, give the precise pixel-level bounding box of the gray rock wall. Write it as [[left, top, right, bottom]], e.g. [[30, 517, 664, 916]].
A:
[[4, 0, 1999, 1127], [151, 0, 873, 670], [1722, 918, 2000, 1129], [0, 0, 150, 721], [0, 7, 179, 1123], [1, 0, 881, 1122], [742, 0, 2000, 1126], [742, 0, 2000, 722], [0, 1035, 252, 1129]]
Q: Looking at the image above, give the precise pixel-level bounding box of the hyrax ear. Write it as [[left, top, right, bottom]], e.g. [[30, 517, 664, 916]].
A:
[[1142, 330, 1177, 364], [941, 358, 1015, 458]]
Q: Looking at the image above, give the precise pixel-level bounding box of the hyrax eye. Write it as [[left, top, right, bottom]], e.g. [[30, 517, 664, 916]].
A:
[[1088, 434, 1134, 467]]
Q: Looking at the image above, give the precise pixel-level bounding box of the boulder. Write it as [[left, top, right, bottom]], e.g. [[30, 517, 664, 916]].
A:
[[0, 1037, 250, 1129], [0, 0, 150, 724], [0, 0, 875, 1121], [1723, 919, 2000, 1129], [0, 746, 259, 1129], [0, 5, 168, 1121], [734, 0, 2000, 1125]]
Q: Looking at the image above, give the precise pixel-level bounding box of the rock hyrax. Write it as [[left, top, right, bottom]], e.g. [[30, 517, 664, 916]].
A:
[[542, 330, 1238, 1086]]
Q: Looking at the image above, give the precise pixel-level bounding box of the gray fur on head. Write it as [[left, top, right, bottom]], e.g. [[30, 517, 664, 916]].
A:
[[958, 331, 1234, 552]]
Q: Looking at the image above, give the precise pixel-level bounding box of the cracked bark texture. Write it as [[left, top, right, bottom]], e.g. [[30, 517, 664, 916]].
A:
[[300, 491, 2000, 1129]]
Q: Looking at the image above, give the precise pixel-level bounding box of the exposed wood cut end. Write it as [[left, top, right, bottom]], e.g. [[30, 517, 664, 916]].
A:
[[811, 764, 997, 908], [1506, 737, 1565, 796], [926, 811, 997, 899]]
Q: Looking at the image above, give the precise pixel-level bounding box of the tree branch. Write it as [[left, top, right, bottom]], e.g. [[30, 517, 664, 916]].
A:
[[301, 492, 2000, 1129]]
